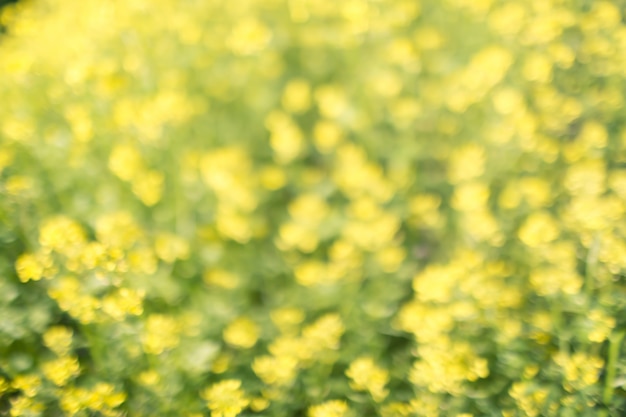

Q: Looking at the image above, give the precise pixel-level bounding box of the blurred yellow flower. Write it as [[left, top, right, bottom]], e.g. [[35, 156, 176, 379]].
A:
[[223, 317, 260, 349], [346, 357, 389, 402], [308, 400, 349, 417], [43, 326, 73, 356], [201, 380, 249, 417]]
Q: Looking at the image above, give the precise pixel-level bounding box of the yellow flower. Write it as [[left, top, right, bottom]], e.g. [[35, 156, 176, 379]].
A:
[[252, 355, 299, 385], [277, 221, 319, 252], [223, 317, 259, 349], [155, 233, 190, 263], [269, 335, 312, 363], [10, 396, 44, 417], [127, 247, 158, 274], [211, 353, 233, 374], [201, 380, 249, 417], [517, 212, 559, 247], [346, 357, 389, 402], [216, 208, 253, 243], [587, 309, 616, 343], [315, 85, 348, 119], [108, 143, 143, 181], [413, 263, 462, 303], [294, 260, 328, 286], [553, 352, 604, 392], [89, 382, 127, 409], [203, 269, 241, 289], [250, 397, 270, 412], [522, 53, 553, 83], [282, 78, 311, 114], [138, 370, 160, 386], [43, 326, 73, 356], [409, 194, 443, 228], [132, 169, 164, 206], [529, 267, 582, 296], [11, 375, 41, 397], [39, 216, 86, 253], [410, 340, 489, 395], [260, 165, 287, 190], [266, 111, 305, 163], [313, 120, 344, 153], [142, 314, 180, 355], [42, 356, 80, 386], [289, 193, 329, 225], [381, 402, 415, 417], [564, 159, 606, 196], [447, 144, 486, 183], [492, 87, 525, 115], [102, 287, 145, 321], [95, 211, 142, 249], [0, 377, 7, 395], [270, 307, 305, 332], [394, 302, 454, 343], [375, 245, 406, 273], [15, 253, 47, 282], [308, 400, 349, 417], [64, 105, 93, 142], [451, 182, 490, 211], [227, 18, 272, 55], [519, 177, 551, 208], [302, 313, 345, 351]]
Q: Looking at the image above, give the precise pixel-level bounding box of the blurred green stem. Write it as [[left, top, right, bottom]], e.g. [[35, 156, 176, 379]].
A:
[[551, 297, 567, 355], [602, 330, 624, 415], [585, 236, 600, 295]]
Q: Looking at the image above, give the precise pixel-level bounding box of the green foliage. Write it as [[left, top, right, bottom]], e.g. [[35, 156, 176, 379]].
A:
[[2, 0, 626, 416]]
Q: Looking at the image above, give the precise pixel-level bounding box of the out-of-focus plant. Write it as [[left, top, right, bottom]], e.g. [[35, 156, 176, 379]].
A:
[[1, 0, 626, 416]]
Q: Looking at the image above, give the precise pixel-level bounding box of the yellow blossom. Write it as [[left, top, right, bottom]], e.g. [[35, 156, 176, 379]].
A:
[[223, 317, 259, 349], [308, 400, 349, 417], [294, 260, 328, 286], [553, 352, 604, 392], [42, 356, 80, 386], [216, 208, 253, 243], [451, 182, 490, 211], [201, 380, 249, 417], [102, 287, 144, 320], [529, 267, 582, 296], [302, 313, 345, 351], [448, 144, 486, 183], [39, 216, 86, 253], [108, 143, 143, 181], [11, 375, 41, 397], [252, 355, 299, 385], [10, 396, 44, 417], [518, 212, 559, 247], [95, 211, 142, 249], [282, 78, 311, 114], [313, 120, 344, 153], [203, 269, 241, 289], [315, 85, 348, 119], [346, 357, 389, 402], [260, 165, 287, 190], [132, 169, 164, 206], [43, 326, 73, 356], [270, 307, 305, 332], [15, 252, 53, 282], [227, 18, 272, 55], [142, 314, 180, 355], [155, 233, 190, 263]]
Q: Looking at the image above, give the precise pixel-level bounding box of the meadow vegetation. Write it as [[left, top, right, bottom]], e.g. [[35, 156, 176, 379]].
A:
[[1, 0, 626, 416]]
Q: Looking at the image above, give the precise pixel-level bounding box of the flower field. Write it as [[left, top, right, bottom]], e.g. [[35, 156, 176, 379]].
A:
[[1, 0, 626, 416]]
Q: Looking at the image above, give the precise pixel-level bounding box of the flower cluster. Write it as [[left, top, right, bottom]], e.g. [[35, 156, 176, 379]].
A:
[[1, 0, 626, 416]]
